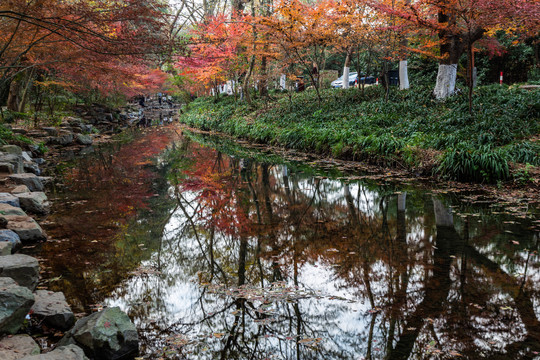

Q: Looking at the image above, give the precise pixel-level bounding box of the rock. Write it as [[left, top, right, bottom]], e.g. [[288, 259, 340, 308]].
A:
[[34, 158, 45, 165], [38, 177, 53, 186], [0, 163, 15, 174], [58, 307, 138, 360], [0, 203, 27, 216], [5, 216, 45, 243], [80, 125, 94, 133], [52, 132, 73, 146], [20, 345, 89, 360], [8, 174, 44, 192], [41, 127, 58, 137], [75, 134, 93, 146], [0, 255, 39, 290], [0, 230, 21, 253], [0, 242, 11, 256], [0, 146, 22, 155], [23, 162, 41, 176], [66, 117, 83, 126], [0, 154, 23, 173], [15, 193, 49, 215], [11, 185, 30, 194], [21, 152, 32, 162], [31, 291, 75, 330], [0, 277, 34, 334], [0, 193, 20, 208], [0, 334, 40, 359]]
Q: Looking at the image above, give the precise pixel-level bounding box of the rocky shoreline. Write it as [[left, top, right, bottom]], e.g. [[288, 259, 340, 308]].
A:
[[0, 102, 157, 359]]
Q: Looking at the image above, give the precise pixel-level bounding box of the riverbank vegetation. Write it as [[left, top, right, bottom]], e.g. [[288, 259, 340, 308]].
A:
[[180, 84, 539, 183]]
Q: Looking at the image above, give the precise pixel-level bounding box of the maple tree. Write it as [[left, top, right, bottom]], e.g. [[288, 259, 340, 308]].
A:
[[373, 0, 540, 99], [1, 0, 169, 110]]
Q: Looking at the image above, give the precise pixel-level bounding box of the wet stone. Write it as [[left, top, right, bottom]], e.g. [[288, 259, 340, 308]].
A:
[[0, 254, 39, 290], [58, 307, 138, 360], [0, 334, 40, 359], [5, 215, 45, 243], [15, 192, 49, 215], [8, 174, 44, 192], [0, 277, 34, 335], [31, 290, 75, 330]]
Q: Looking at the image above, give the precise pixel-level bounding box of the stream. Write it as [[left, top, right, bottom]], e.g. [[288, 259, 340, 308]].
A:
[[26, 125, 540, 359]]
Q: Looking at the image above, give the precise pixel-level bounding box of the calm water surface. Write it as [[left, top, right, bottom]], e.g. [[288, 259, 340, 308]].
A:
[[34, 127, 540, 359]]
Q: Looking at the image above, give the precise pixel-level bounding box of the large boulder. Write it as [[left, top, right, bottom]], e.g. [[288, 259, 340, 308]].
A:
[[0, 146, 22, 156], [58, 307, 138, 360], [20, 345, 88, 360], [75, 134, 93, 146], [31, 291, 75, 330], [0, 230, 22, 253], [0, 334, 41, 359], [0, 255, 39, 290], [0, 203, 27, 216], [0, 154, 23, 174], [8, 174, 44, 192], [0, 277, 34, 334], [5, 215, 45, 242], [15, 193, 50, 215], [0, 193, 20, 208]]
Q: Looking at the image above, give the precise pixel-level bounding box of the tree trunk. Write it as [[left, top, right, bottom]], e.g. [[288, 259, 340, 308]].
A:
[[6, 80, 20, 111], [434, 64, 458, 99], [342, 49, 352, 89], [399, 60, 409, 90]]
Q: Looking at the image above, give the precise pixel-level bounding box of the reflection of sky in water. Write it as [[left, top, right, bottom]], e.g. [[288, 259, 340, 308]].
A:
[[98, 155, 539, 360]]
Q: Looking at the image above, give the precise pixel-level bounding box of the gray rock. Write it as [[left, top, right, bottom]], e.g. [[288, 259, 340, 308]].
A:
[[52, 133, 73, 146], [8, 174, 44, 192], [58, 307, 138, 360], [11, 185, 30, 194], [5, 216, 45, 243], [31, 291, 75, 330], [21, 152, 32, 162], [0, 334, 40, 359], [0, 277, 34, 334], [41, 127, 58, 137], [0, 193, 20, 208], [11, 129, 27, 135], [66, 117, 83, 127], [0, 255, 39, 290], [15, 193, 49, 215], [0, 154, 23, 174], [0, 163, 15, 174], [20, 345, 89, 360], [38, 177, 53, 186], [23, 162, 40, 176], [0, 230, 21, 253], [0, 204, 27, 216], [75, 134, 93, 146], [0, 146, 22, 155], [34, 158, 45, 165], [0, 242, 11, 256]]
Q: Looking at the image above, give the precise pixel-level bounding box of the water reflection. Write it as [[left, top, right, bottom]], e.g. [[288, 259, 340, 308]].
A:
[[38, 131, 540, 359], [103, 136, 540, 359]]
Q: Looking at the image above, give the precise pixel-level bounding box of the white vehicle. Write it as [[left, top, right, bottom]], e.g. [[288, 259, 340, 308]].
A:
[[331, 72, 358, 88]]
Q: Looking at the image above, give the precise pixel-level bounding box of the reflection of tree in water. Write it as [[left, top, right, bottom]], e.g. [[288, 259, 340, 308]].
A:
[[103, 136, 540, 359]]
